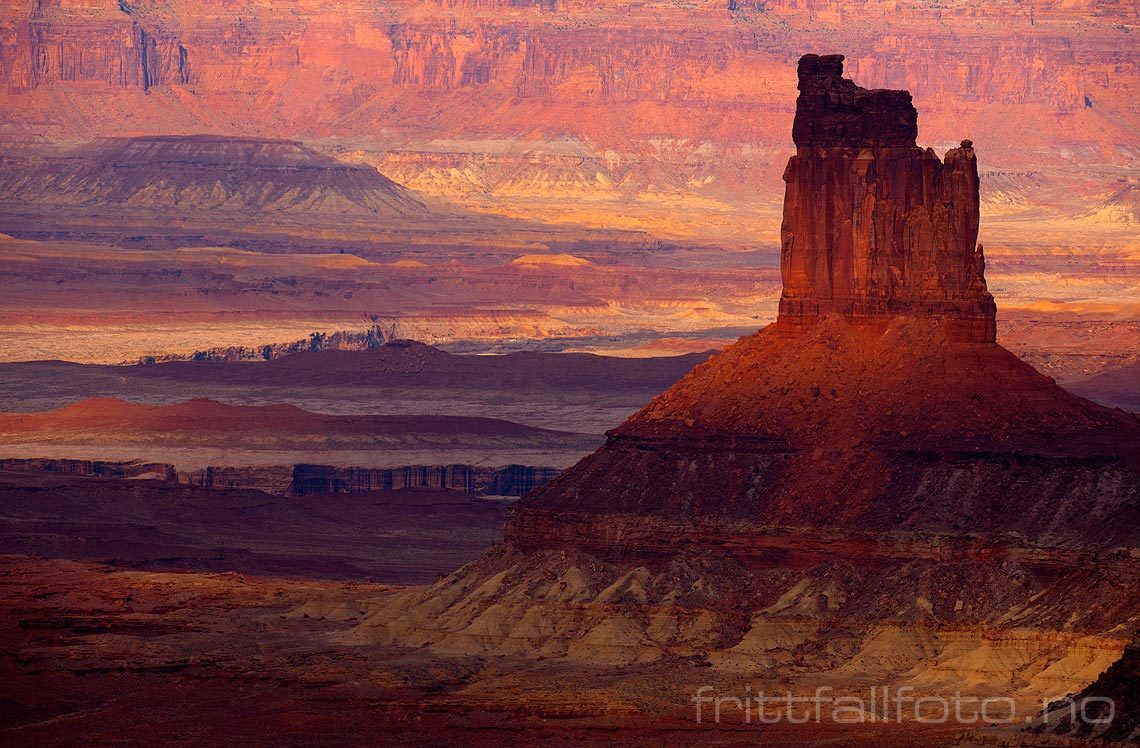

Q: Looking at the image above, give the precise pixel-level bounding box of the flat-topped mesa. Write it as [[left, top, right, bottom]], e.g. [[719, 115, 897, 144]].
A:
[[779, 54, 997, 342]]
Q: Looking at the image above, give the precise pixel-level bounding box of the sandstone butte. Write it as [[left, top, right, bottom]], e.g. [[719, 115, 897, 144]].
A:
[[347, 55, 1140, 735]]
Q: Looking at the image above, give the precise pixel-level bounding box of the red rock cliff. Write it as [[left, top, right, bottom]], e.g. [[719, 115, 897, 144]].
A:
[[779, 54, 996, 342]]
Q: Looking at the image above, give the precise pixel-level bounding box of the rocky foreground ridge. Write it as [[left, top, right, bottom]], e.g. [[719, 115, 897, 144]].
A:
[[350, 56, 1140, 736]]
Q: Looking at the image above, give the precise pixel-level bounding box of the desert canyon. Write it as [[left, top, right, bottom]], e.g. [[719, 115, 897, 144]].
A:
[[0, 0, 1136, 377], [0, 1, 1138, 746]]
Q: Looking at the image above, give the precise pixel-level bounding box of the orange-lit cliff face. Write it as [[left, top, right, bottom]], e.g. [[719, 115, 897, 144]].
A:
[[0, 0, 1135, 243], [1, 0, 1133, 143]]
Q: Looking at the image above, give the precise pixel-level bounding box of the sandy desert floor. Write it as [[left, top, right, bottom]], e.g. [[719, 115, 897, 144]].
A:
[[0, 555, 1000, 747]]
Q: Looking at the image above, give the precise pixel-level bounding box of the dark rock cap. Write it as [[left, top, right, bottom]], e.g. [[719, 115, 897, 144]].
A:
[[792, 53, 918, 148]]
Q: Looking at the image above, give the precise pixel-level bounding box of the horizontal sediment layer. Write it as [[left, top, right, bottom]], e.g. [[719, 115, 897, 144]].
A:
[[505, 510, 1139, 575]]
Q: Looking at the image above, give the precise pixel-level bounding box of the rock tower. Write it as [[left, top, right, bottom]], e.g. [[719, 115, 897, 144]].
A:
[[779, 54, 996, 342]]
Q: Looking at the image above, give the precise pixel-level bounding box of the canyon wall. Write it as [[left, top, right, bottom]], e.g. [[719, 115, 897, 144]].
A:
[[0, 457, 176, 481], [289, 463, 559, 497], [0, 458, 559, 497], [3, 1, 1133, 135], [1033, 630, 1140, 742], [0, 1, 1134, 245], [0, 3, 188, 92]]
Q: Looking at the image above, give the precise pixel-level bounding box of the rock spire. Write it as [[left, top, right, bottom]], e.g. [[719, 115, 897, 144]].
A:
[[779, 54, 996, 342]]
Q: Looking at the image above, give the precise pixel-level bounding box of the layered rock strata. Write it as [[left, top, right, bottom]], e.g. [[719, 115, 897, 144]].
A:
[[289, 463, 559, 497], [1030, 631, 1140, 742], [355, 58, 1140, 728], [0, 457, 175, 481]]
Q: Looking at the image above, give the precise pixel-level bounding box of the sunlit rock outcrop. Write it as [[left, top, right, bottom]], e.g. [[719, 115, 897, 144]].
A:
[[779, 54, 995, 342]]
